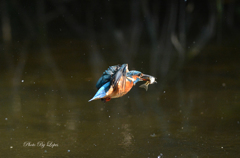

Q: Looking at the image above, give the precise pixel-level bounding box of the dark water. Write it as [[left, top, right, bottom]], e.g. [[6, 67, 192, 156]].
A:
[[1, 40, 240, 157]]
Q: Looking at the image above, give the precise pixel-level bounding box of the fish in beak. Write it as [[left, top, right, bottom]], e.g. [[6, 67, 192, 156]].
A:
[[139, 74, 157, 91]]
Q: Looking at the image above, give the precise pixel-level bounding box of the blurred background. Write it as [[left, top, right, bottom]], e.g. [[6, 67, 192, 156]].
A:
[[0, 0, 240, 157]]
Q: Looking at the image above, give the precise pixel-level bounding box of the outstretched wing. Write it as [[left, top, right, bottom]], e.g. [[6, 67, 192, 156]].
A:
[[96, 64, 121, 89], [111, 64, 128, 92]]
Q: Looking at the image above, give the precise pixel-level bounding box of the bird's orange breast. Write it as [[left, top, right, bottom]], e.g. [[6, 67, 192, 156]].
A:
[[105, 77, 134, 99]]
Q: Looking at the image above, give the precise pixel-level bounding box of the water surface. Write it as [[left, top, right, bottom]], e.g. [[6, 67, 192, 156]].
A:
[[0, 40, 240, 157]]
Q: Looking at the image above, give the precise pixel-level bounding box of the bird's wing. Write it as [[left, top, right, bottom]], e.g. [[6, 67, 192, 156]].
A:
[[96, 64, 121, 89], [111, 64, 127, 92]]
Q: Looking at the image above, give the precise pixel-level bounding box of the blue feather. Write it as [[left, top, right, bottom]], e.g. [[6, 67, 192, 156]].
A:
[[88, 82, 111, 102]]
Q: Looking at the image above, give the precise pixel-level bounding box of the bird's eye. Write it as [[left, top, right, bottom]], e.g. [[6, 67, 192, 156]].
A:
[[138, 73, 142, 76]]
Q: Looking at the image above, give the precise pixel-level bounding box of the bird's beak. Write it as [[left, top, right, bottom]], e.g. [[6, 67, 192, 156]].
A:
[[140, 74, 151, 81], [140, 74, 157, 83]]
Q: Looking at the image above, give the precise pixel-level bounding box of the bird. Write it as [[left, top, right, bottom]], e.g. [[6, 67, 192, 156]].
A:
[[89, 64, 156, 102]]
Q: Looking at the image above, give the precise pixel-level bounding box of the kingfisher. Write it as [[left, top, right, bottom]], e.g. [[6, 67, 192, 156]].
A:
[[89, 64, 156, 102]]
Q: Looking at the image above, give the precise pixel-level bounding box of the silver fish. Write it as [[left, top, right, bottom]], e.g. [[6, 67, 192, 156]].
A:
[[139, 75, 157, 91]]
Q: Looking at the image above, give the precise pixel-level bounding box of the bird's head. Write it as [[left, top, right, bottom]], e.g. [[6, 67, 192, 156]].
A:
[[126, 70, 149, 85], [127, 70, 157, 85]]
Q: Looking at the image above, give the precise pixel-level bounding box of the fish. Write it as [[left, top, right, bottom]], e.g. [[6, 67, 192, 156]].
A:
[[139, 75, 157, 91]]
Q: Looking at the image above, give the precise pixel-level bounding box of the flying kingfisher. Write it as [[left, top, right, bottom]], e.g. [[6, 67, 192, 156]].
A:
[[89, 64, 156, 102]]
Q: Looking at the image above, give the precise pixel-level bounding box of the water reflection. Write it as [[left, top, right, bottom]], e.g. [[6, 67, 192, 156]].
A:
[[0, 40, 240, 157], [121, 124, 133, 147]]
